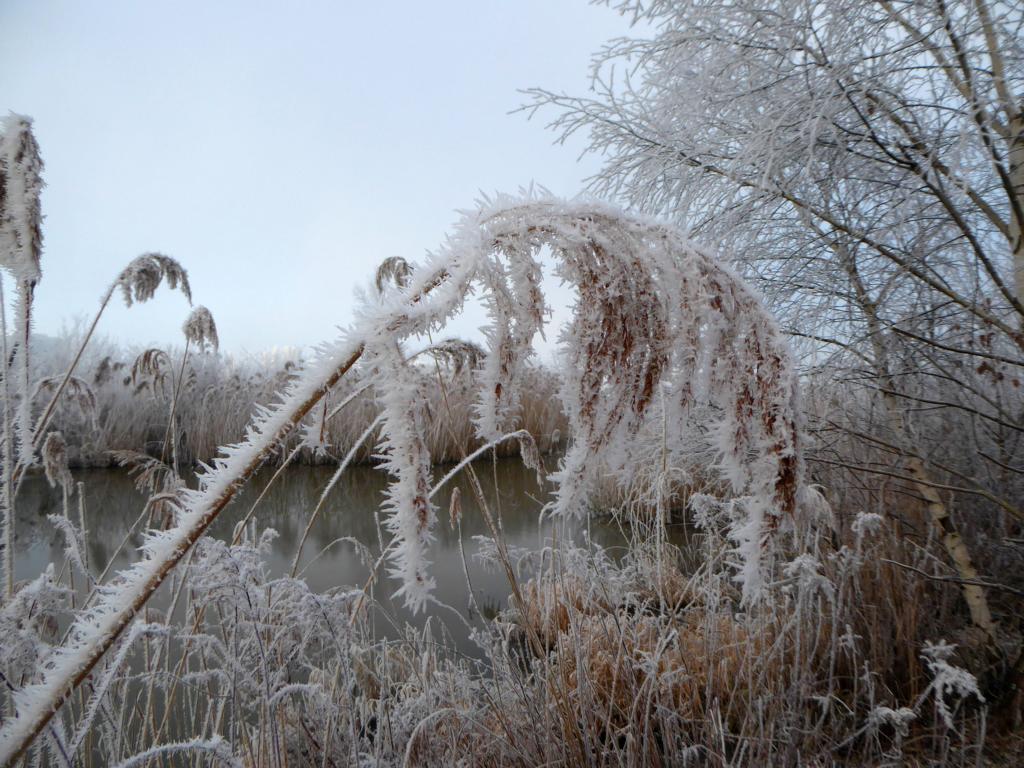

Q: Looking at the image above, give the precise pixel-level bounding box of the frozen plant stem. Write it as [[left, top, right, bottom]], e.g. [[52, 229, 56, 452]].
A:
[[0, 113, 44, 598], [163, 338, 191, 477], [1, 276, 12, 598], [28, 284, 115, 464], [290, 414, 384, 576]]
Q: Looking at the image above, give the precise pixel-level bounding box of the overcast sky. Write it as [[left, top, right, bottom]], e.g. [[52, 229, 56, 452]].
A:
[[0, 1, 629, 358]]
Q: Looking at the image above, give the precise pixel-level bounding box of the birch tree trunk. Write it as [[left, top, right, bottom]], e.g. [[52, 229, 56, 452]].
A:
[[841, 245, 998, 643]]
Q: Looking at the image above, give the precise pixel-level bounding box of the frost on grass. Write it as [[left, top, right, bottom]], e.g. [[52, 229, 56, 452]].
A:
[[366, 338, 437, 610], [182, 305, 219, 352], [115, 253, 192, 307], [918, 640, 985, 730], [0, 113, 45, 459], [110, 736, 239, 768], [0, 565, 67, 683], [0, 113, 43, 285]]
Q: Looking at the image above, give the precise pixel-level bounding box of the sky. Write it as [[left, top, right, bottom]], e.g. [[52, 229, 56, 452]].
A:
[[0, 0, 630, 359]]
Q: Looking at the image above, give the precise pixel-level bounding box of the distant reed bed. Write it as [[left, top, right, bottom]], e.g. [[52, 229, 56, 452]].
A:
[[34, 335, 567, 469]]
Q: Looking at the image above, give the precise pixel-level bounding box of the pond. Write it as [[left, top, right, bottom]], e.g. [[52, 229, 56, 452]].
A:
[[14, 458, 695, 659]]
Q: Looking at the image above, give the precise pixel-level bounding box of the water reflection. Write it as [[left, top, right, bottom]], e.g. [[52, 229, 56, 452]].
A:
[[15, 459, 688, 657]]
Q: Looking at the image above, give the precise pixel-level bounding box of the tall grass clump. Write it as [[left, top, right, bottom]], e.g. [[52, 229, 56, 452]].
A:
[[1, 116, 1020, 766]]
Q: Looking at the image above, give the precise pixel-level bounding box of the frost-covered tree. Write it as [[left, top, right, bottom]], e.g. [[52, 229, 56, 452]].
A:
[[526, 0, 1024, 644]]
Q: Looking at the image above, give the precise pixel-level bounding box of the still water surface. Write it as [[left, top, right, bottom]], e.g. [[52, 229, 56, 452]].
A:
[[16, 459, 690, 657]]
